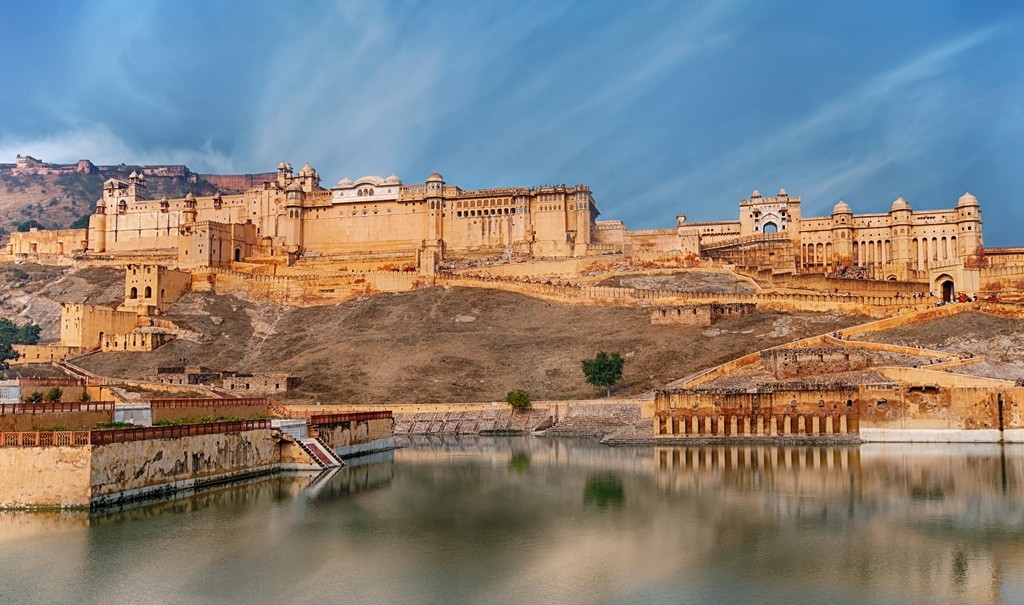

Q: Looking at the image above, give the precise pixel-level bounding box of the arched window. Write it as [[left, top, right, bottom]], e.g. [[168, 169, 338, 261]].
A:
[[129, 287, 138, 299], [144, 286, 152, 298]]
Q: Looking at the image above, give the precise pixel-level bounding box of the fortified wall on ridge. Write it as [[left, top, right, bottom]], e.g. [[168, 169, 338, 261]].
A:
[[6, 155, 1024, 300]]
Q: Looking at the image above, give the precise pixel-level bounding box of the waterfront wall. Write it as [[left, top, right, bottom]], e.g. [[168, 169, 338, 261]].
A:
[[0, 446, 92, 508], [89, 428, 276, 506], [311, 412, 394, 456]]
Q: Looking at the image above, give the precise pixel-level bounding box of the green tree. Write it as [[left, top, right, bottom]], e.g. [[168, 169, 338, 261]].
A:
[[505, 389, 531, 410], [15, 219, 45, 232], [80, 391, 91, 402], [45, 387, 63, 403], [24, 391, 43, 403], [581, 351, 625, 397], [0, 318, 41, 368]]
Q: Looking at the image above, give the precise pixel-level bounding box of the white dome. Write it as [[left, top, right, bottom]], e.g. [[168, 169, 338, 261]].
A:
[[336, 177, 354, 187], [890, 196, 911, 212], [751, 189, 762, 198], [832, 199, 852, 214], [777, 187, 788, 197], [957, 191, 979, 207]]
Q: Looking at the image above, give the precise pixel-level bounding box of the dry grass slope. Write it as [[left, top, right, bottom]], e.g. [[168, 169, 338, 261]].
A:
[[77, 286, 866, 404]]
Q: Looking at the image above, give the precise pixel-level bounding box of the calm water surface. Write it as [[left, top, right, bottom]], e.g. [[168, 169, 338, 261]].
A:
[[1, 437, 1022, 605]]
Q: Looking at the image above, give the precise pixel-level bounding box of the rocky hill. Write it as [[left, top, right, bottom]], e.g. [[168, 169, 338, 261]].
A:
[[0, 171, 221, 237]]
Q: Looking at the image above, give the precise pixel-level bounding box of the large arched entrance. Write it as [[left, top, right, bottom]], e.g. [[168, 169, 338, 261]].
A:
[[935, 274, 954, 302], [762, 222, 778, 234]]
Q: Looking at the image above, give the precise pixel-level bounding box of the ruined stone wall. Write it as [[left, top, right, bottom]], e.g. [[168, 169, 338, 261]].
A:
[[761, 347, 871, 378], [7, 229, 88, 256], [0, 446, 92, 508], [89, 429, 276, 503], [10, 344, 85, 365], [650, 303, 755, 326], [220, 374, 298, 394], [100, 331, 174, 352]]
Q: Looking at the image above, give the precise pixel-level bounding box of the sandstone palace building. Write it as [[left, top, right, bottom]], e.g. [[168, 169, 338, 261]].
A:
[[6, 157, 1009, 297]]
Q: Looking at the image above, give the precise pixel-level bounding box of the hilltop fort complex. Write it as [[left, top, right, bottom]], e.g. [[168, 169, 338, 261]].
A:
[[1, 155, 1024, 507], [4, 157, 1018, 301]]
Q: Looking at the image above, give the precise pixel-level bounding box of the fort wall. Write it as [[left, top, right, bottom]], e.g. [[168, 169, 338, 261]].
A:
[[7, 229, 88, 256], [89, 428, 277, 506], [650, 303, 755, 326], [0, 445, 92, 508]]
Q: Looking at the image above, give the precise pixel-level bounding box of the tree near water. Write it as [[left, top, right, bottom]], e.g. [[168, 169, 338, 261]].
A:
[[505, 389, 531, 410], [581, 351, 625, 397]]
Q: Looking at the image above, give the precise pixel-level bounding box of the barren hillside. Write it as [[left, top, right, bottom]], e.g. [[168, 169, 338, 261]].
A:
[[859, 312, 1024, 381], [0, 172, 220, 235], [77, 287, 865, 404]]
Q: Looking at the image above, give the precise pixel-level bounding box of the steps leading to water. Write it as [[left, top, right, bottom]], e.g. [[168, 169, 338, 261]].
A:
[[298, 437, 344, 469]]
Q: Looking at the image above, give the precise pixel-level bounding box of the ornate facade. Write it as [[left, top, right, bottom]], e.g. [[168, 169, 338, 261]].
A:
[[84, 163, 598, 270]]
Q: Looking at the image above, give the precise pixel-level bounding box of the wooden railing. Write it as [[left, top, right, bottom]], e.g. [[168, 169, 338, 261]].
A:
[[0, 431, 91, 447], [90, 419, 271, 445], [308, 411, 393, 426], [148, 397, 272, 409], [0, 402, 116, 415]]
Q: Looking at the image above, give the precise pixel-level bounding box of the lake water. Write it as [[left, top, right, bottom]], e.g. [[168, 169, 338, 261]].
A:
[[1, 436, 1023, 605]]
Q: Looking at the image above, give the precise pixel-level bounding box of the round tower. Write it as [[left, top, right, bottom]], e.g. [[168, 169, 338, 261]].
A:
[[183, 192, 197, 224], [87, 195, 107, 253], [888, 196, 913, 270], [425, 172, 445, 242], [956, 191, 982, 256], [283, 180, 305, 249], [830, 199, 853, 267]]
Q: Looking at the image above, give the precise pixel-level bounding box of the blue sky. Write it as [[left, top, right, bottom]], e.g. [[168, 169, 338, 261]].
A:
[[1, 1, 1022, 244]]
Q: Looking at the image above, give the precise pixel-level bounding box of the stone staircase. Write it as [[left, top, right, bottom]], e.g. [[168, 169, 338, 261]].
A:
[[298, 437, 344, 469]]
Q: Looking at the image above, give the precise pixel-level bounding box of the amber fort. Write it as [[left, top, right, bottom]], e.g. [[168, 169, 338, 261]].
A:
[[3, 155, 1024, 507]]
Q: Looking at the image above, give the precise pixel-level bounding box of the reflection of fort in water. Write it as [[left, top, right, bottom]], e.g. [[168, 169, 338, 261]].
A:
[[655, 443, 1024, 605]]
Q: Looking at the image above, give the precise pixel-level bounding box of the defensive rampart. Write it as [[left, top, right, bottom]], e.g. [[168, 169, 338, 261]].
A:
[[0, 419, 276, 509]]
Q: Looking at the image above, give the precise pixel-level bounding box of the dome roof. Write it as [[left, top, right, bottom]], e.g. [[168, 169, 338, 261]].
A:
[[832, 199, 852, 214], [890, 196, 911, 212], [354, 175, 385, 186], [751, 189, 762, 198], [184, 192, 196, 201], [286, 180, 304, 192], [427, 172, 444, 182], [957, 191, 979, 207], [777, 187, 788, 197], [384, 174, 401, 185], [129, 170, 139, 178], [335, 177, 354, 187], [277, 161, 289, 170], [297, 163, 316, 176]]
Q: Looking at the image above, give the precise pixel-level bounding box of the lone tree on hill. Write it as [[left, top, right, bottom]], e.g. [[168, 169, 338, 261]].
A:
[[582, 351, 625, 397], [506, 389, 532, 411]]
